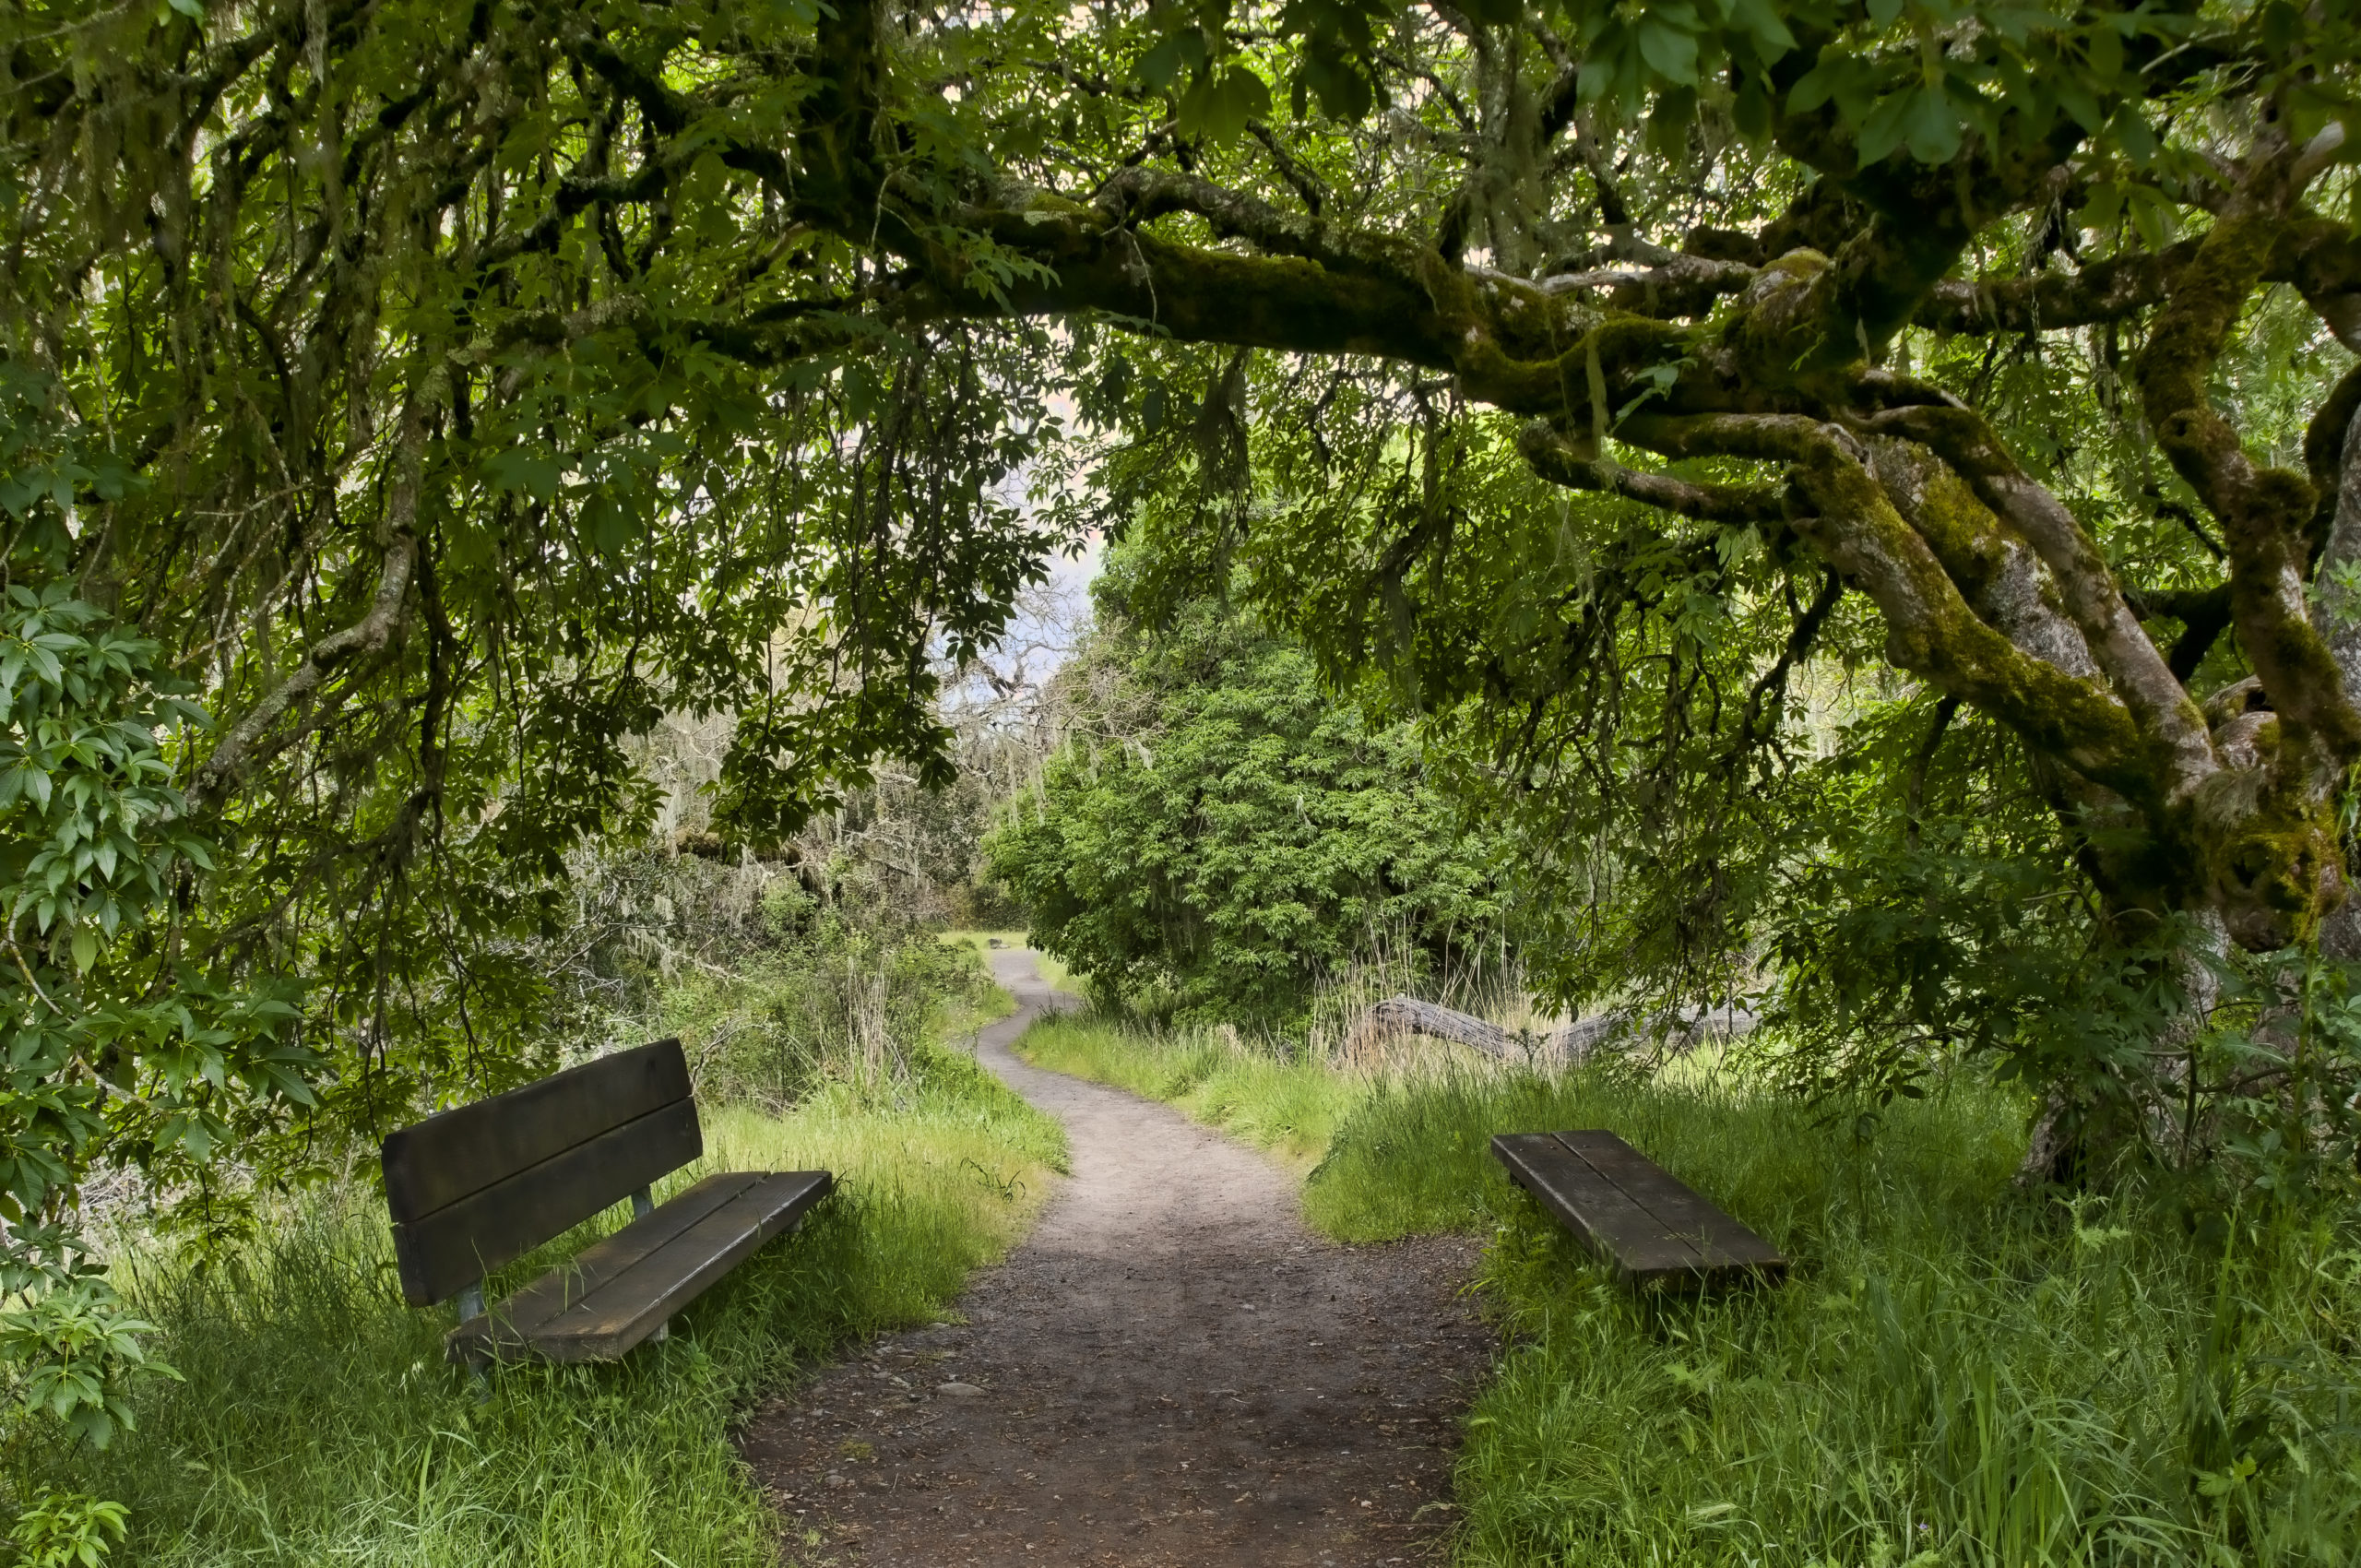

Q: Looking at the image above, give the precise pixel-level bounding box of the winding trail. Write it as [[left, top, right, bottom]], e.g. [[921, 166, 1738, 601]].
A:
[[738, 950, 1490, 1566]]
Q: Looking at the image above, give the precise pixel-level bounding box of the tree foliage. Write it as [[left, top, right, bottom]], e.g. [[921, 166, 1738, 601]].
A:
[[989, 569, 1504, 1025], [4, 0, 2360, 1265]]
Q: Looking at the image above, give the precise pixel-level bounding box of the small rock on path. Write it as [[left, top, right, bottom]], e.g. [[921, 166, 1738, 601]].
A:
[[738, 951, 1491, 1565]]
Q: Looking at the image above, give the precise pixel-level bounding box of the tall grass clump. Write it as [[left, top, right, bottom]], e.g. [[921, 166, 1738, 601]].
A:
[[663, 912, 1012, 1109], [18, 955, 1062, 1567], [1019, 1014, 2361, 1565]]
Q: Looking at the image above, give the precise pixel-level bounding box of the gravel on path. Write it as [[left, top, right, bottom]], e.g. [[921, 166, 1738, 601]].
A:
[[737, 950, 1492, 1566]]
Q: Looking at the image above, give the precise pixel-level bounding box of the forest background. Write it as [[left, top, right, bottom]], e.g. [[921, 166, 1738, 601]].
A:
[[6, 0, 2361, 1562]]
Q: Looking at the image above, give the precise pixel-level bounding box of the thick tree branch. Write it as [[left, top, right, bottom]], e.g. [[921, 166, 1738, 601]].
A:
[[1916, 216, 2361, 345], [1619, 411, 2152, 799], [2135, 129, 2361, 769], [1861, 404, 2213, 795], [189, 393, 430, 814]]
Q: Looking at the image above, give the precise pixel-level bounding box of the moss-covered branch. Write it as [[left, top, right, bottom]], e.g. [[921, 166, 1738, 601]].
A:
[[1862, 404, 2214, 795], [2134, 128, 2361, 772], [1617, 411, 2153, 799]]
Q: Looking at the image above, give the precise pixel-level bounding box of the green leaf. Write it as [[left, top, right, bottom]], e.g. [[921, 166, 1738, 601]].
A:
[[1178, 65, 1272, 144], [2126, 184, 2178, 253], [1141, 34, 1188, 91], [581, 492, 635, 557], [2054, 72, 2104, 133], [483, 448, 563, 501], [2085, 23, 2122, 88], [2076, 180, 2126, 234], [1787, 58, 1838, 116], [1636, 20, 1699, 86], [2260, 0, 2302, 57], [1854, 91, 1915, 169], [2112, 106, 2156, 167], [1733, 73, 1774, 143], [1728, 0, 1797, 60], [1904, 87, 1962, 164]]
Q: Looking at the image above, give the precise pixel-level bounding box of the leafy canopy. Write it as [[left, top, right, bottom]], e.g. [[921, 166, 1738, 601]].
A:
[[5, 0, 2361, 1255]]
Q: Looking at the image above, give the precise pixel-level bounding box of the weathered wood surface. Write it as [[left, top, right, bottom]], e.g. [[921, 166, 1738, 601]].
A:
[[388, 1098, 703, 1307], [1344, 995, 1755, 1063], [1491, 1130, 1786, 1290], [1341, 996, 1525, 1057], [382, 1038, 691, 1221], [447, 1170, 834, 1363]]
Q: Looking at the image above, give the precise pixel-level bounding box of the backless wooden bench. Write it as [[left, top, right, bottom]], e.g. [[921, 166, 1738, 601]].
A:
[[1492, 1129, 1786, 1291], [380, 1037, 834, 1366]]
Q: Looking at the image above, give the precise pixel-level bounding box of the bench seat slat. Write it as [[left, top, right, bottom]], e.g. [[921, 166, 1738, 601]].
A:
[[449, 1170, 834, 1364], [1554, 1131, 1786, 1274], [1491, 1130, 1786, 1290], [457, 1171, 766, 1346], [1492, 1133, 1704, 1280]]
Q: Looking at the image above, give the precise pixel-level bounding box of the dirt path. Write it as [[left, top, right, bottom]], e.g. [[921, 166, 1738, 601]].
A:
[[739, 950, 1492, 1566]]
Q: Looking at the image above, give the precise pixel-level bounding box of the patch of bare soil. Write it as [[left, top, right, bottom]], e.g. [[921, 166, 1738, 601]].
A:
[[738, 951, 1492, 1566]]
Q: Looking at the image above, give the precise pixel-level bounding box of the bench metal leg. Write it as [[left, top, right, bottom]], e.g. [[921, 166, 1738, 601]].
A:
[[456, 1279, 492, 1396], [628, 1189, 669, 1343]]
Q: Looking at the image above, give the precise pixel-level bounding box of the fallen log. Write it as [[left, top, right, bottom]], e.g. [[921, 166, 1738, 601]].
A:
[[1341, 996, 1514, 1059], [1342, 995, 1755, 1063]]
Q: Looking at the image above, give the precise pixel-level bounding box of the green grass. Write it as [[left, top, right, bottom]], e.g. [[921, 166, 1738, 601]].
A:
[[1019, 1016, 2361, 1566], [32, 1039, 1064, 1567]]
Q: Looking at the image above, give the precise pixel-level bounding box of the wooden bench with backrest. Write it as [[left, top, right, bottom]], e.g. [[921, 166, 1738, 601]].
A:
[[1492, 1129, 1786, 1291], [380, 1037, 834, 1365]]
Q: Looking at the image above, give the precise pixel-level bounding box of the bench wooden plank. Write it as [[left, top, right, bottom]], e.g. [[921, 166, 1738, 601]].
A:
[[527, 1170, 833, 1360], [452, 1170, 766, 1349], [383, 1039, 690, 1221], [449, 1170, 835, 1364], [1491, 1130, 1786, 1290], [1555, 1131, 1786, 1276], [390, 1097, 703, 1306], [1492, 1133, 1704, 1280]]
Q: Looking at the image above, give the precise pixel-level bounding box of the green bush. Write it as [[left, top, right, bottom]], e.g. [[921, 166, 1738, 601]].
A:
[[988, 576, 1506, 1028], [664, 916, 1002, 1111]]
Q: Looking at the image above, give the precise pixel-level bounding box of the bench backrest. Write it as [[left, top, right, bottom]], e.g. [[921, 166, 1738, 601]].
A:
[[380, 1039, 701, 1307]]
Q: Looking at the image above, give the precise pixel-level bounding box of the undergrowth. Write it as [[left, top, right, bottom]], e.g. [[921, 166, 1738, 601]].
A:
[[24, 1014, 1063, 1566], [1020, 1016, 2361, 1566]]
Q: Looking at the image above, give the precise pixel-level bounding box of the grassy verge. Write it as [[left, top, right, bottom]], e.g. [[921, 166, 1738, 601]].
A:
[[36, 1016, 1063, 1566], [1018, 1016, 2361, 1566]]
